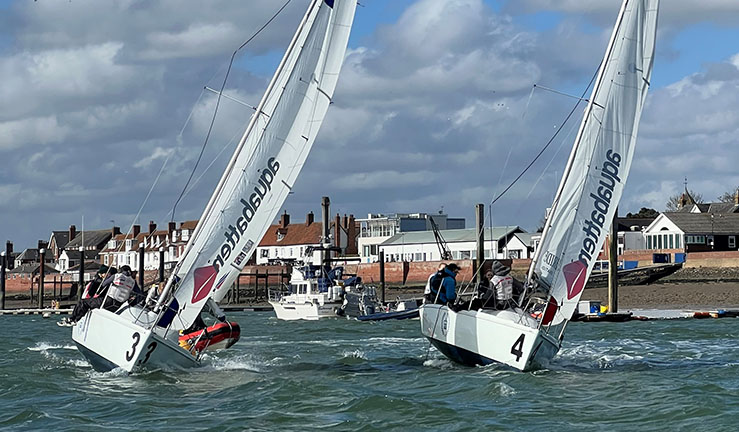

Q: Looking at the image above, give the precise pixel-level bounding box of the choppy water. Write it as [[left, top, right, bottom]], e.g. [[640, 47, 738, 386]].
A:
[[2, 312, 739, 431]]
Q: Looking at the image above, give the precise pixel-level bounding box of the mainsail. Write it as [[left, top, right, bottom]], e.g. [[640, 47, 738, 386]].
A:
[[530, 0, 658, 325], [160, 0, 357, 330]]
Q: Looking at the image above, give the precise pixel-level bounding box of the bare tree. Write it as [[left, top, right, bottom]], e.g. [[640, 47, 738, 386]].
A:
[[666, 189, 704, 211], [716, 187, 739, 203]]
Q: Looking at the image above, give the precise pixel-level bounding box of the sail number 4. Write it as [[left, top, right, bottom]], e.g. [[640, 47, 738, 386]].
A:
[[511, 334, 525, 362]]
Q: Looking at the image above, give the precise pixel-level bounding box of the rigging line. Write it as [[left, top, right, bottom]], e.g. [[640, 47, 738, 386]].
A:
[[170, 0, 294, 222], [489, 66, 601, 207], [163, 126, 243, 220]]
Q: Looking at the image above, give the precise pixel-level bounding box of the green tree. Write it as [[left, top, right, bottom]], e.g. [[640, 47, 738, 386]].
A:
[[626, 207, 659, 218], [665, 189, 703, 211]]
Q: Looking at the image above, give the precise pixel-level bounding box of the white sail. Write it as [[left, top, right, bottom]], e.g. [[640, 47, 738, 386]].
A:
[[530, 0, 658, 326], [164, 0, 357, 330]]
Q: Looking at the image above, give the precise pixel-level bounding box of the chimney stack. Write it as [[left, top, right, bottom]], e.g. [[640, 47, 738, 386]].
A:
[[280, 211, 290, 228], [149, 220, 157, 234], [734, 188, 739, 206], [342, 214, 349, 229], [168, 221, 176, 234], [69, 225, 77, 241], [321, 197, 331, 245], [306, 211, 314, 226], [133, 225, 141, 238], [112, 226, 121, 236]]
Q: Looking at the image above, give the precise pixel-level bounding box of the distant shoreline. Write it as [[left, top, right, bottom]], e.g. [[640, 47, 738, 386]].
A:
[[4, 267, 739, 311]]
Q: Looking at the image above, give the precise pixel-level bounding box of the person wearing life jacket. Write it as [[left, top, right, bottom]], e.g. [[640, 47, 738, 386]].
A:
[[491, 260, 513, 309], [63, 266, 136, 325], [101, 265, 137, 312], [430, 263, 460, 305], [423, 263, 446, 303]]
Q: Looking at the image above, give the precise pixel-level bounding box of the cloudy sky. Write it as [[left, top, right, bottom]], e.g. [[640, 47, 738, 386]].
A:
[[2, 0, 739, 249]]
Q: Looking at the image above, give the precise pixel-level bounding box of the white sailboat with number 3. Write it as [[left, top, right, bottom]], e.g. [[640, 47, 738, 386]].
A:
[[71, 0, 358, 372], [420, 0, 659, 371]]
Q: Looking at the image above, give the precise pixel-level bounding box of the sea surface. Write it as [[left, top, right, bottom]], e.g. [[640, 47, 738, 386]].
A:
[[2, 312, 739, 431]]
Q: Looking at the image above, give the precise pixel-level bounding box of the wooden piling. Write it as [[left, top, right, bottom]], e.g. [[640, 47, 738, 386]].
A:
[[475, 203, 484, 285], [0, 251, 6, 310], [158, 247, 165, 282], [379, 250, 385, 304], [608, 208, 619, 313], [78, 247, 85, 301], [138, 243, 145, 289], [38, 248, 45, 309]]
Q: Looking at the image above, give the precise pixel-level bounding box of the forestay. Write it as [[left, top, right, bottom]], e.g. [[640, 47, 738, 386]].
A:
[[530, 0, 658, 325], [161, 0, 357, 331]]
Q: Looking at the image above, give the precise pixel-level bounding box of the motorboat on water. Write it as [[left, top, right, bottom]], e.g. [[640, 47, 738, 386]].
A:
[[268, 264, 358, 320], [342, 288, 420, 321]]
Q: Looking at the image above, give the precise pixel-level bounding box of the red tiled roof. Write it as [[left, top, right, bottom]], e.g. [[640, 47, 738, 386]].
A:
[[259, 222, 327, 247], [180, 220, 198, 230]]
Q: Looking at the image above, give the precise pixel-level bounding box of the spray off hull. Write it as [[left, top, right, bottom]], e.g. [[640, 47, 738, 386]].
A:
[[420, 304, 560, 371]]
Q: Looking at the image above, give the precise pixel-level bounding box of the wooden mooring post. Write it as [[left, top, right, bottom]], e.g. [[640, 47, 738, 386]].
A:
[[0, 251, 6, 310], [379, 251, 385, 304], [38, 248, 46, 309], [608, 208, 619, 313]]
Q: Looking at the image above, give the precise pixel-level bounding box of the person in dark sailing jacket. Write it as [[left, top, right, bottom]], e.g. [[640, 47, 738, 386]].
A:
[[81, 265, 109, 299], [423, 263, 446, 303], [430, 263, 460, 305]]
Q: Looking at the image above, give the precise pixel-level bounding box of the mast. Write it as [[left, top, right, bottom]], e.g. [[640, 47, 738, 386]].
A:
[[156, 0, 322, 308], [527, 0, 630, 284]]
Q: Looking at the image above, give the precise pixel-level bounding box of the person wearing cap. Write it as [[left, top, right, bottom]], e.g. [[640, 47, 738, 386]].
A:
[[81, 265, 110, 299], [431, 263, 460, 305], [491, 260, 513, 309]]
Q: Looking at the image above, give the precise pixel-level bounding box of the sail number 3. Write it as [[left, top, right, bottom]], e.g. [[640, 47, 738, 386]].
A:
[[125, 332, 157, 364], [511, 334, 525, 362]]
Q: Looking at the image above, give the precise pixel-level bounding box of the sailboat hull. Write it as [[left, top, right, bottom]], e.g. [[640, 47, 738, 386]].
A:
[[72, 308, 199, 372], [420, 304, 560, 371]]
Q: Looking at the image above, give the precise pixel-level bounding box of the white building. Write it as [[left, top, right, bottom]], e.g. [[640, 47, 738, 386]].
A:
[[357, 212, 465, 263], [379, 226, 528, 262]]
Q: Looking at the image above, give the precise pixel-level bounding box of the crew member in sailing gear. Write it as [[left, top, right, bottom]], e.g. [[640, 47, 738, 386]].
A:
[[423, 263, 446, 303], [431, 263, 459, 305], [491, 261, 514, 309], [81, 265, 109, 299], [63, 266, 137, 325]]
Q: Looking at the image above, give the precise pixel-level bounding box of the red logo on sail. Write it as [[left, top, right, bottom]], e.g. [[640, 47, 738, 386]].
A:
[[562, 260, 587, 300], [193, 266, 218, 303]]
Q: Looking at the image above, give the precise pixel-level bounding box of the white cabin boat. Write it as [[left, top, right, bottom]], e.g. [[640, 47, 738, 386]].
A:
[[268, 265, 347, 320]]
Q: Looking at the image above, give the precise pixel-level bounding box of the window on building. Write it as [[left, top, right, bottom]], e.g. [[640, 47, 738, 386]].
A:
[[260, 249, 268, 258], [730, 236, 736, 249], [414, 253, 423, 261], [363, 245, 370, 256], [104, 255, 109, 265], [647, 236, 652, 249], [669, 235, 674, 249], [657, 235, 662, 249]]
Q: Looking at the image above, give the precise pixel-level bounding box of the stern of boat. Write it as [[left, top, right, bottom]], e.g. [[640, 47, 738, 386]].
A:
[[420, 304, 560, 372], [72, 308, 199, 372]]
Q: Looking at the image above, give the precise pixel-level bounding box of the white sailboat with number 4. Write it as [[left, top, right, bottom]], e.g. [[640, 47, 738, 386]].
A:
[[71, 0, 358, 372], [421, 0, 659, 371]]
